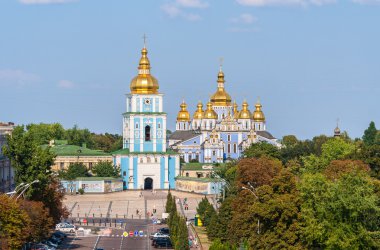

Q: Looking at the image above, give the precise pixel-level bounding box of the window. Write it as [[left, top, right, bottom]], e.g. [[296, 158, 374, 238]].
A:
[[123, 171, 126, 177], [158, 123, 161, 129], [89, 162, 93, 170], [228, 144, 231, 153], [145, 125, 151, 141], [135, 123, 139, 129], [189, 154, 192, 161], [212, 151, 216, 156], [123, 181, 126, 187], [60, 162, 64, 170], [234, 144, 237, 153], [228, 134, 231, 141]]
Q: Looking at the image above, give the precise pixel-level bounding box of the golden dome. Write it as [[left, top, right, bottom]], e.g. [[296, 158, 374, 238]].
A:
[[210, 68, 232, 106], [238, 100, 251, 119], [233, 101, 239, 119], [177, 101, 190, 122], [193, 101, 204, 119], [130, 46, 159, 94], [204, 101, 218, 119], [253, 101, 265, 122]]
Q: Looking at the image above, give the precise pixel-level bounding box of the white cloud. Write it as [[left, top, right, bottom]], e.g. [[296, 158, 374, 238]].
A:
[[236, 0, 336, 6], [352, 0, 380, 4], [230, 13, 257, 24], [57, 80, 74, 89], [19, 0, 77, 4], [161, 0, 208, 21], [176, 0, 209, 8], [0, 69, 40, 87]]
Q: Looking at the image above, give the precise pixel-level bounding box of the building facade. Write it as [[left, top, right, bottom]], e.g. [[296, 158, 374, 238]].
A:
[[47, 140, 112, 172], [169, 67, 280, 163], [0, 122, 15, 193], [113, 44, 180, 190]]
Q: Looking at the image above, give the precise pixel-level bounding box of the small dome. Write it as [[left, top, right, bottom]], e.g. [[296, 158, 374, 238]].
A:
[[238, 100, 251, 119], [334, 126, 341, 137], [210, 68, 232, 106], [204, 101, 217, 119], [253, 101, 265, 122], [193, 101, 204, 119], [177, 101, 190, 122], [130, 47, 159, 94], [233, 101, 239, 119]]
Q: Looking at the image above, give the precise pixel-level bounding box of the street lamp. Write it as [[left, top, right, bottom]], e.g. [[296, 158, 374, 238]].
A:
[[241, 183, 261, 234], [16, 180, 40, 200], [6, 182, 25, 197]]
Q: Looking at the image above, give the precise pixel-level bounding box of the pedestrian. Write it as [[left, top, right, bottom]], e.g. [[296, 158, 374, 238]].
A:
[[136, 209, 139, 215]]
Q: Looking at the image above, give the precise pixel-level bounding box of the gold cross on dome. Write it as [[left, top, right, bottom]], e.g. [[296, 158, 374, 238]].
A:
[[219, 57, 224, 70], [143, 34, 147, 47]]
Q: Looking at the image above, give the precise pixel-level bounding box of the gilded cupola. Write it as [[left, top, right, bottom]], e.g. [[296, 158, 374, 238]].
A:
[[238, 100, 251, 119], [177, 100, 191, 122], [253, 100, 265, 122], [193, 101, 204, 119], [130, 45, 159, 94], [210, 67, 232, 106], [233, 101, 239, 119], [204, 101, 218, 119]]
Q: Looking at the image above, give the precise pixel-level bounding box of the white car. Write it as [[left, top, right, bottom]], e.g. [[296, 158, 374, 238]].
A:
[[56, 224, 76, 233]]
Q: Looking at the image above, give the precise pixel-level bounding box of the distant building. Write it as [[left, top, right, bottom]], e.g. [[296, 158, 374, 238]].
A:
[[113, 44, 180, 190], [47, 140, 112, 172], [0, 122, 15, 193], [175, 163, 224, 195], [168, 66, 280, 163]]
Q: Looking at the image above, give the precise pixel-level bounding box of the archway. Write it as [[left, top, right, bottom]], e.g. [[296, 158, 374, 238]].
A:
[[144, 177, 153, 190]]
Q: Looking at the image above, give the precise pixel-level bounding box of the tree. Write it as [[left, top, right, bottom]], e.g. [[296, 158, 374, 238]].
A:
[[323, 160, 370, 181], [300, 172, 380, 249], [26, 123, 65, 145], [0, 195, 31, 249], [282, 135, 299, 147], [65, 125, 94, 148], [59, 162, 88, 180], [19, 200, 54, 243], [363, 121, 378, 146], [356, 144, 380, 179], [3, 126, 55, 200], [92, 161, 120, 177], [243, 142, 281, 160]]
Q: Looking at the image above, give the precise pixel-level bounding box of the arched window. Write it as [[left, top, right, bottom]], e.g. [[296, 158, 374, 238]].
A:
[[145, 125, 151, 141]]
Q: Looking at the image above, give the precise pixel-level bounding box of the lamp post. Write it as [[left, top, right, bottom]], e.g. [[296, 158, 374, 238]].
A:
[[15, 180, 40, 200], [241, 182, 260, 234]]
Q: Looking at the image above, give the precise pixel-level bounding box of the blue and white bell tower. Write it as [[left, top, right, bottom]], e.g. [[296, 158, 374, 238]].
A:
[[113, 42, 180, 190]]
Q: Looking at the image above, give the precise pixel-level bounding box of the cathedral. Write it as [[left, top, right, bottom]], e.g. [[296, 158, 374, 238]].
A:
[[168, 66, 280, 163], [113, 44, 180, 190]]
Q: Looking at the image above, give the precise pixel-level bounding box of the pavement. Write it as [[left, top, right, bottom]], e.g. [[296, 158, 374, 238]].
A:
[[59, 190, 213, 249]]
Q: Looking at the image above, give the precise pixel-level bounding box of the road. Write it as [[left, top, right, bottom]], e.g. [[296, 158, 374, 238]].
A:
[[58, 219, 168, 250]]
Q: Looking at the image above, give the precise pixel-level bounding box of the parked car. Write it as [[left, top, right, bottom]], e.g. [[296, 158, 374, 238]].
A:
[[42, 240, 58, 248], [52, 231, 67, 240], [154, 238, 172, 248], [158, 227, 170, 235], [31, 244, 55, 250], [55, 222, 72, 228], [56, 224, 76, 233]]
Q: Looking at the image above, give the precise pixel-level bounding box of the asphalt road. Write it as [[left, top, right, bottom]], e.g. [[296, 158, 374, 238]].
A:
[[58, 219, 169, 250]]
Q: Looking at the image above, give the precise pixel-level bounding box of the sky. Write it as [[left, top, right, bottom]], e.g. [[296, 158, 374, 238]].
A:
[[0, 0, 379, 140]]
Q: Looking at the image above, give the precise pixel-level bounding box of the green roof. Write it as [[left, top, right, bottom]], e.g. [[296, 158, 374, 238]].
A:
[[181, 163, 216, 171], [74, 177, 122, 181], [44, 144, 111, 156], [112, 148, 179, 156], [175, 176, 224, 183]]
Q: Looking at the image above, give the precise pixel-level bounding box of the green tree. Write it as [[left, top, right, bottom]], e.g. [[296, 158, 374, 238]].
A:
[[65, 125, 94, 148], [243, 142, 281, 160], [59, 162, 88, 180], [92, 161, 120, 177], [209, 239, 237, 250], [363, 121, 378, 146], [0, 195, 31, 250], [300, 172, 380, 249], [25, 123, 66, 145], [3, 126, 55, 200], [282, 135, 299, 147]]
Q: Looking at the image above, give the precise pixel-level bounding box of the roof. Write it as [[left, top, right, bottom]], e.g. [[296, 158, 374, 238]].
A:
[[169, 130, 200, 141], [181, 163, 215, 171], [43, 144, 111, 157], [175, 176, 224, 182], [74, 177, 122, 181], [256, 131, 276, 140]]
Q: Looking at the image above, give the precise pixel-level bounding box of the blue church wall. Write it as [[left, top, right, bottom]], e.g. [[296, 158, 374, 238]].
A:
[[156, 141, 163, 152], [133, 157, 138, 189], [136, 98, 140, 112], [143, 142, 153, 152], [160, 157, 165, 189], [169, 157, 176, 189], [121, 157, 129, 189], [182, 135, 201, 146], [143, 98, 153, 112], [154, 98, 159, 112]]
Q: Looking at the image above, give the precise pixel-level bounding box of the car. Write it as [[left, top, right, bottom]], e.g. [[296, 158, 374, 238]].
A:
[[152, 235, 170, 246], [42, 240, 58, 248], [56, 224, 76, 233], [158, 228, 170, 235], [152, 232, 170, 238], [31, 244, 56, 250], [52, 231, 67, 240], [55, 222, 72, 228], [154, 238, 172, 248]]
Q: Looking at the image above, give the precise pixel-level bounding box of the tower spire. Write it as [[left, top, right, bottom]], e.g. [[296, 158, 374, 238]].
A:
[[143, 33, 147, 48]]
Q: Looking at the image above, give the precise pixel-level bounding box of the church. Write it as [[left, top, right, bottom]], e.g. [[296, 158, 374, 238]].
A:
[[168, 65, 280, 163], [113, 44, 180, 190]]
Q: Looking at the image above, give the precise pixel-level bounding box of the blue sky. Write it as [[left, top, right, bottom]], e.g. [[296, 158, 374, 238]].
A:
[[0, 0, 379, 140]]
